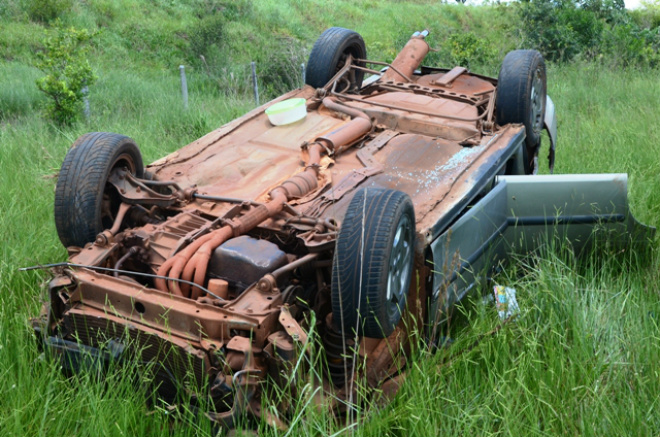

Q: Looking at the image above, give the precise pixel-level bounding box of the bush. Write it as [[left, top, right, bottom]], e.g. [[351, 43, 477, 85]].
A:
[[601, 22, 660, 67], [519, 0, 604, 63], [258, 38, 306, 97], [631, 2, 660, 28], [25, 0, 73, 24], [35, 23, 97, 125], [189, 14, 225, 61], [446, 31, 496, 70], [517, 0, 660, 67], [581, 0, 627, 22]]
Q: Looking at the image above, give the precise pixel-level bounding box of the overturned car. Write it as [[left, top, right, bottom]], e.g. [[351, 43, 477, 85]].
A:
[[31, 28, 652, 429]]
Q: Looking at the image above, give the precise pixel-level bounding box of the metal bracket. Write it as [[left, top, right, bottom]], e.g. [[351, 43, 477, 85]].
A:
[[107, 169, 181, 208], [433, 66, 467, 88], [302, 130, 398, 219], [279, 305, 308, 344]]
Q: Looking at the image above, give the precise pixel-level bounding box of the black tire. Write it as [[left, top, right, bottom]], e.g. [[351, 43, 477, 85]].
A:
[[331, 188, 415, 338], [496, 50, 546, 174], [305, 27, 367, 90], [54, 132, 144, 248]]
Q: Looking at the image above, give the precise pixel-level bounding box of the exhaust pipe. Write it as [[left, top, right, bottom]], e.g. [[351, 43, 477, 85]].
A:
[[156, 100, 373, 298], [382, 30, 430, 83]]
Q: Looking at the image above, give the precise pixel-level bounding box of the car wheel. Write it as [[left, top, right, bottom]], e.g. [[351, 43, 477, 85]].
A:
[[305, 27, 367, 90], [331, 188, 415, 338], [54, 132, 144, 248], [496, 50, 546, 174]]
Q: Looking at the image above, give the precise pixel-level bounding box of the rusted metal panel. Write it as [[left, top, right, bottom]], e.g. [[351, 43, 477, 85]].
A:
[[70, 269, 262, 342]]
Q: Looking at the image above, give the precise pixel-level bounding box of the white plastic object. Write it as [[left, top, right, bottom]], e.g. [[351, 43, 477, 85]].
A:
[[265, 98, 307, 126]]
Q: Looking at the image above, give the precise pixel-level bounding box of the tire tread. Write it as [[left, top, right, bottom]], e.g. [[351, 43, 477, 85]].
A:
[[496, 49, 546, 173], [331, 188, 414, 338], [306, 27, 366, 89], [54, 132, 143, 247]]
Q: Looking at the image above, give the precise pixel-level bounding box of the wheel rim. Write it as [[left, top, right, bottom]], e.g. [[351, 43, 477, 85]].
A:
[[385, 213, 413, 321], [530, 68, 545, 135]]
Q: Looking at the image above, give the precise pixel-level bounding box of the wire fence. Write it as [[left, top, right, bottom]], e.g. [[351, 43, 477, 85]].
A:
[[179, 61, 308, 110], [80, 60, 308, 119]]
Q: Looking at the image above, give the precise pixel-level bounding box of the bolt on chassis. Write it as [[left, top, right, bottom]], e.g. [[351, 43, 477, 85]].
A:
[[30, 28, 653, 430]]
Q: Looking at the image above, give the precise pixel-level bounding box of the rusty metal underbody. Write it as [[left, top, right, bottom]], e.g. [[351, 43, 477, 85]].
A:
[[36, 32, 531, 430]]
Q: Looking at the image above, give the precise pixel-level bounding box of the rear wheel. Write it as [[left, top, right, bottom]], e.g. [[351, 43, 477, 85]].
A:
[[331, 188, 415, 338], [54, 132, 144, 248], [305, 27, 367, 91], [496, 50, 546, 174]]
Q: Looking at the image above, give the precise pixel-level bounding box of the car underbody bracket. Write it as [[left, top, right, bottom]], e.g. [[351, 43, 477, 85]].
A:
[[433, 66, 467, 88], [303, 130, 399, 217], [279, 305, 308, 344], [108, 169, 182, 207]]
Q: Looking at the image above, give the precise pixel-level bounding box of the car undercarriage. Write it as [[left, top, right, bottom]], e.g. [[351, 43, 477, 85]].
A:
[[29, 28, 653, 431]]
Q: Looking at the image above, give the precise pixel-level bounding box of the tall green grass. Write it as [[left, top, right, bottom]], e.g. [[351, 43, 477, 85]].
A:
[[0, 63, 253, 437], [548, 63, 660, 225], [362, 247, 660, 436], [0, 1, 658, 436]]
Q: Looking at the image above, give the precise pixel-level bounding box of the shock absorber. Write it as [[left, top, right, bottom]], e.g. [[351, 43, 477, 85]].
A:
[[322, 313, 356, 387]]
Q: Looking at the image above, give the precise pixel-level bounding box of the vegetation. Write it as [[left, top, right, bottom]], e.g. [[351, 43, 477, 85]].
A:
[[519, 0, 660, 66], [35, 23, 97, 125], [0, 0, 658, 435]]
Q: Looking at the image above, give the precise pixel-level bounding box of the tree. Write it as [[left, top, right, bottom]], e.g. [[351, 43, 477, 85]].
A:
[[35, 23, 97, 126]]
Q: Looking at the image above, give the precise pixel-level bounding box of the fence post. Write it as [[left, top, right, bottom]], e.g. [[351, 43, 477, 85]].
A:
[[251, 61, 259, 106], [179, 65, 189, 110], [82, 85, 90, 121], [301, 63, 306, 88]]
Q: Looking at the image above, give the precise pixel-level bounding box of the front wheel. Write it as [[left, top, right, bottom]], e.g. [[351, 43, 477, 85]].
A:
[[331, 188, 415, 338], [54, 132, 144, 248]]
